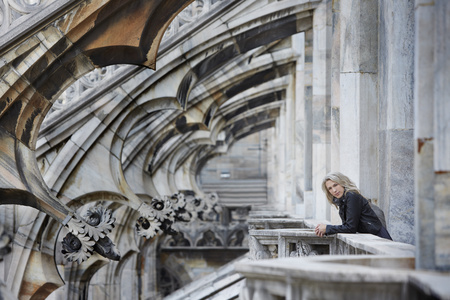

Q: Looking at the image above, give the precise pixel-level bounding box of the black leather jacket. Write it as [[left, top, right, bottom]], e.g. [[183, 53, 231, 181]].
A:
[[325, 191, 382, 235]]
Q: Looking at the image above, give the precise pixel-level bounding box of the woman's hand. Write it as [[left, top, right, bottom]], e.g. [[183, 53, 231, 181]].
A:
[[315, 224, 327, 237]]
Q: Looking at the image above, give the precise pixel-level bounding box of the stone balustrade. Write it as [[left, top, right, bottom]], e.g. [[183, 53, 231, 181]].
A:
[[236, 217, 450, 300], [249, 227, 415, 260], [248, 218, 306, 230], [249, 229, 335, 259], [236, 255, 417, 300]]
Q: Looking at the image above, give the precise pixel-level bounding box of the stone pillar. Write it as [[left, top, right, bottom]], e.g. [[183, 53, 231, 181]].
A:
[[293, 32, 306, 217], [339, 0, 378, 203], [266, 121, 286, 212], [303, 29, 314, 219], [285, 56, 297, 214], [433, 0, 450, 272], [415, 0, 450, 271], [378, 0, 415, 244], [330, 0, 341, 224], [277, 104, 287, 211], [265, 127, 278, 210], [312, 0, 331, 220]]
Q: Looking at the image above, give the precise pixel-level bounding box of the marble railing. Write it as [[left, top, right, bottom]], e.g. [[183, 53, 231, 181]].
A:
[[236, 255, 417, 300], [247, 216, 415, 258], [248, 226, 415, 260], [237, 216, 426, 300]]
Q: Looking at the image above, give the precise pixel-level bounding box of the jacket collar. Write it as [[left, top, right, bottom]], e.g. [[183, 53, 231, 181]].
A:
[[332, 191, 347, 206]]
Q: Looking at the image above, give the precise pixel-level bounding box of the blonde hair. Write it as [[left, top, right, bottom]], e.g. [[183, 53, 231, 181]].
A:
[[321, 172, 361, 207]]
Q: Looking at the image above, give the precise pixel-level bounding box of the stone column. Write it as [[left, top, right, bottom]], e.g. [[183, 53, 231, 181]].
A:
[[378, 0, 415, 244], [433, 0, 450, 271], [312, 0, 331, 220], [415, 0, 450, 271], [330, 0, 341, 224], [277, 104, 287, 211], [339, 1, 378, 204], [303, 29, 314, 219], [293, 32, 306, 217], [265, 127, 277, 208], [285, 55, 297, 214]]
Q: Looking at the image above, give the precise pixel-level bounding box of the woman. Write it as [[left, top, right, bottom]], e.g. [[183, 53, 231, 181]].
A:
[[315, 172, 392, 240]]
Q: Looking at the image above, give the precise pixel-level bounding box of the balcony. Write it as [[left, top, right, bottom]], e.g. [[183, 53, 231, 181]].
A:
[[234, 216, 450, 300]]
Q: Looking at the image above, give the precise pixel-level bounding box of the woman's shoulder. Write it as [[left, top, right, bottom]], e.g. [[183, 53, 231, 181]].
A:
[[344, 191, 364, 201], [345, 191, 358, 197]]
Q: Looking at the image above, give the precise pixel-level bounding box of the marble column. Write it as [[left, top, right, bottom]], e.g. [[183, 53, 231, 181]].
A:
[[339, 0, 378, 207], [330, 0, 341, 224], [312, 0, 331, 220], [284, 56, 296, 214], [415, 0, 450, 271], [293, 32, 306, 217], [265, 127, 277, 208], [303, 29, 314, 219], [378, 0, 415, 245], [277, 104, 287, 211], [433, 0, 450, 271]]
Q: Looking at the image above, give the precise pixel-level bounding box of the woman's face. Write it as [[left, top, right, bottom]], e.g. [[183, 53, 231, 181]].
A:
[[326, 180, 345, 199]]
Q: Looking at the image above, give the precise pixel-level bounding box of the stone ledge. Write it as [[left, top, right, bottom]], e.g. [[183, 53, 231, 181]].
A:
[[236, 255, 414, 282], [408, 272, 450, 300], [236, 256, 450, 300], [336, 233, 415, 257]]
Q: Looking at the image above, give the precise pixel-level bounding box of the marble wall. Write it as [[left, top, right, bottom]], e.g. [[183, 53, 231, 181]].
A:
[[378, 0, 415, 245], [414, 0, 450, 271]]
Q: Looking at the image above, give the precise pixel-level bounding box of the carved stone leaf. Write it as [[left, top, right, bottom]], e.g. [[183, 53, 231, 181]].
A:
[[83, 206, 116, 241], [136, 217, 162, 239], [138, 203, 156, 219], [152, 197, 175, 222], [169, 192, 186, 211], [61, 232, 95, 264], [66, 216, 86, 236]]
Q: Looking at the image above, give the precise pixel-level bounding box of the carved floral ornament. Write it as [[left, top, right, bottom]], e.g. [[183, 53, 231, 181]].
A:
[[135, 192, 222, 239], [61, 206, 119, 264], [59, 192, 221, 263]]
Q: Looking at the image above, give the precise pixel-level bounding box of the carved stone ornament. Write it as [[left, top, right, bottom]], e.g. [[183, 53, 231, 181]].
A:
[[136, 216, 162, 239], [169, 193, 191, 223], [184, 196, 204, 220], [61, 232, 95, 264], [93, 236, 121, 261], [136, 192, 223, 239], [169, 192, 186, 211], [84, 206, 116, 241], [137, 203, 156, 220], [136, 203, 161, 238], [202, 192, 222, 221], [151, 197, 175, 222], [249, 236, 270, 260], [289, 241, 319, 257], [62, 207, 118, 263]]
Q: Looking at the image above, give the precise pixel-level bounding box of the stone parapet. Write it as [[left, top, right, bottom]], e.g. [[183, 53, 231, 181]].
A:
[[238, 217, 450, 300], [236, 255, 416, 300], [236, 255, 450, 300], [247, 218, 306, 230], [248, 216, 415, 258]]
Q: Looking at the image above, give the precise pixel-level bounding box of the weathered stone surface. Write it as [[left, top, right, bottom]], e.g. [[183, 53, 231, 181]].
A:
[[0, 0, 449, 299]]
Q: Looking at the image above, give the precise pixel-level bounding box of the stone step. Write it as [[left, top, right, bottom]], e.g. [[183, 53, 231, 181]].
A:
[[201, 179, 268, 206]]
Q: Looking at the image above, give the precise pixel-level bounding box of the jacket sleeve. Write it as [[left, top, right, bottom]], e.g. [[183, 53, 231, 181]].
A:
[[325, 192, 363, 235]]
